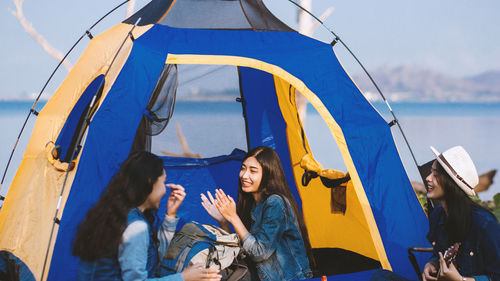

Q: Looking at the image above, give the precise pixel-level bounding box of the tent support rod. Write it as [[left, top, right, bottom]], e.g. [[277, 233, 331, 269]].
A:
[[286, 0, 421, 171], [0, 0, 130, 202], [39, 15, 140, 281]]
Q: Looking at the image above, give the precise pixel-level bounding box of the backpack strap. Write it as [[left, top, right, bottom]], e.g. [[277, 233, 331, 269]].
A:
[[175, 239, 199, 272]]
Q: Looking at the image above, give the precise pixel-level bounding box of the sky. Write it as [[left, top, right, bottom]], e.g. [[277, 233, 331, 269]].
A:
[[1, 0, 500, 100]]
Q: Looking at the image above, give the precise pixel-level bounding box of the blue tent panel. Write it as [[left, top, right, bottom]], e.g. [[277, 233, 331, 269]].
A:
[[239, 66, 302, 208], [54, 75, 105, 162], [156, 149, 246, 229]]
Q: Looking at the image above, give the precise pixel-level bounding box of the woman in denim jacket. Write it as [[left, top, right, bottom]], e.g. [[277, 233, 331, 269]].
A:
[[73, 151, 221, 281], [201, 146, 313, 281]]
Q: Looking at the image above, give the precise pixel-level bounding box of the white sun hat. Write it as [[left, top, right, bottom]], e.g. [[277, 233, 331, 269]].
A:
[[430, 146, 478, 196]]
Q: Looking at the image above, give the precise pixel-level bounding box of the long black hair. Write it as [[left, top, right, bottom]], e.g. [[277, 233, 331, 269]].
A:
[[73, 151, 164, 261], [236, 146, 314, 268], [434, 161, 496, 244]]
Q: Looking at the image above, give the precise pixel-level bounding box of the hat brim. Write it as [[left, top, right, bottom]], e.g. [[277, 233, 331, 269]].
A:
[[430, 146, 476, 196]]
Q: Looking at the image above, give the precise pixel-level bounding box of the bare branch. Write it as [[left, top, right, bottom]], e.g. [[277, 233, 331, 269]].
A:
[[310, 7, 334, 34], [159, 122, 201, 158], [10, 0, 73, 72], [126, 0, 135, 18]]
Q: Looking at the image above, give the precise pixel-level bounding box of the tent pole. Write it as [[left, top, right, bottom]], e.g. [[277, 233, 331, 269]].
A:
[[286, 0, 421, 174]]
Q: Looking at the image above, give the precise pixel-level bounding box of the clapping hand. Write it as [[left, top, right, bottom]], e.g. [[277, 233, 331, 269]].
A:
[[201, 191, 226, 223], [166, 184, 186, 217], [214, 189, 238, 223]]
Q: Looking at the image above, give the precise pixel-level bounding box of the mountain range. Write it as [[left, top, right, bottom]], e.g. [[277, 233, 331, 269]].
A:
[[352, 66, 500, 102], [2, 65, 499, 103]]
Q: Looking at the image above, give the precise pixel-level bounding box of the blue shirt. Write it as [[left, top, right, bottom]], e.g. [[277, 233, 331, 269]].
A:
[[242, 195, 312, 281], [77, 208, 184, 281], [427, 205, 500, 281]]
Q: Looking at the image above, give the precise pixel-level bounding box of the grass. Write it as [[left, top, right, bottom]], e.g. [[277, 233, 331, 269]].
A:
[[418, 193, 500, 221]]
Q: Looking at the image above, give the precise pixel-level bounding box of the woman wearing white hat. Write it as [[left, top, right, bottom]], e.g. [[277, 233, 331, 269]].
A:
[[371, 146, 500, 281], [422, 146, 500, 281]]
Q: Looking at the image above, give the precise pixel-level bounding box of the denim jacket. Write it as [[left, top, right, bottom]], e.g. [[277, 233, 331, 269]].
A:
[[77, 208, 184, 281], [427, 206, 500, 281], [242, 195, 312, 281]]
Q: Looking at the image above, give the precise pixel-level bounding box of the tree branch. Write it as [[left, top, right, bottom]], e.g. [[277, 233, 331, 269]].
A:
[[10, 0, 73, 72], [126, 0, 135, 18]]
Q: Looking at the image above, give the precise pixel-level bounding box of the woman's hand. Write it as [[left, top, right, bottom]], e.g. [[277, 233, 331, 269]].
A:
[[181, 263, 221, 281], [201, 191, 227, 224], [436, 252, 464, 281], [214, 189, 238, 223], [166, 184, 186, 217], [422, 261, 438, 281]]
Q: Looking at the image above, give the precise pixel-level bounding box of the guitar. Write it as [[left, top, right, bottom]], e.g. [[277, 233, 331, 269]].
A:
[[435, 242, 460, 277]]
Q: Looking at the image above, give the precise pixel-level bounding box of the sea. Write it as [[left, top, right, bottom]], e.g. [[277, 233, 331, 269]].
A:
[[1, 101, 499, 201]]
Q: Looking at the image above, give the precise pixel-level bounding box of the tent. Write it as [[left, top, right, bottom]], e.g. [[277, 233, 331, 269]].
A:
[[0, 0, 431, 280]]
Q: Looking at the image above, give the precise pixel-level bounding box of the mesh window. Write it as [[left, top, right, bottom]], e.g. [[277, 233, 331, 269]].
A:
[[144, 64, 247, 158], [126, 0, 294, 31], [132, 64, 177, 152]]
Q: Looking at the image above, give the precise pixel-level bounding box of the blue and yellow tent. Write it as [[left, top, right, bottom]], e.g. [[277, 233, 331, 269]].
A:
[[0, 0, 430, 280]]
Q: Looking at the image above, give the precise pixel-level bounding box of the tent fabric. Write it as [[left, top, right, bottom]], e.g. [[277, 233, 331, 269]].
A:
[[271, 73, 381, 261], [44, 25, 429, 279], [0, 23, 151, 280], [123, 0, 174, 26], [163, 55, 388, 263]]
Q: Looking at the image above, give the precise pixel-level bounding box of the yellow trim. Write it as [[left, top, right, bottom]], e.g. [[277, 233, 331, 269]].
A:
[[165, 54, 392, 270], [332, 49, 428, 218]]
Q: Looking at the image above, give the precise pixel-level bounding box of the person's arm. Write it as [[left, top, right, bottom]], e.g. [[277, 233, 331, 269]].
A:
[[158, 214, 179, 258], [118, 220, 184, 281], [239, 196, 286, 262], [474, 218, 500, 281], [157, 184, 185, 258], [215, 190, 285, 263]]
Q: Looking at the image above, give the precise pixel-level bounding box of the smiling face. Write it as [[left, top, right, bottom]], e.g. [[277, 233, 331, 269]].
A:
[[426, 161, 446, 201], [141, 169, 167, 211], [239, 156, 263, 199]]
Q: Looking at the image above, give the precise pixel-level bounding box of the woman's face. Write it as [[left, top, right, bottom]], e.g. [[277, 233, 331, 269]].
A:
[[144, 169, 167, 210], [239, 156, 263, 195], [426, 161, 445, 201]]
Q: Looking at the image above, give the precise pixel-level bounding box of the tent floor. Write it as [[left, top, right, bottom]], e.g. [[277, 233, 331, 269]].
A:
[[312, 248, 381, 276]]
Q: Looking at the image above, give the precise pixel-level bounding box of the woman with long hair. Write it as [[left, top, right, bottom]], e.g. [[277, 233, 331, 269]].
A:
[[371, 146, 500, 281], [201, 146, 313, 281], [73, 151, 221, 281], [421, 146, 500, 281]]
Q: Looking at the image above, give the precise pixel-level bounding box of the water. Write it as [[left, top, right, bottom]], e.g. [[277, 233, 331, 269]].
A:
[[1, 101, 499, 201]]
